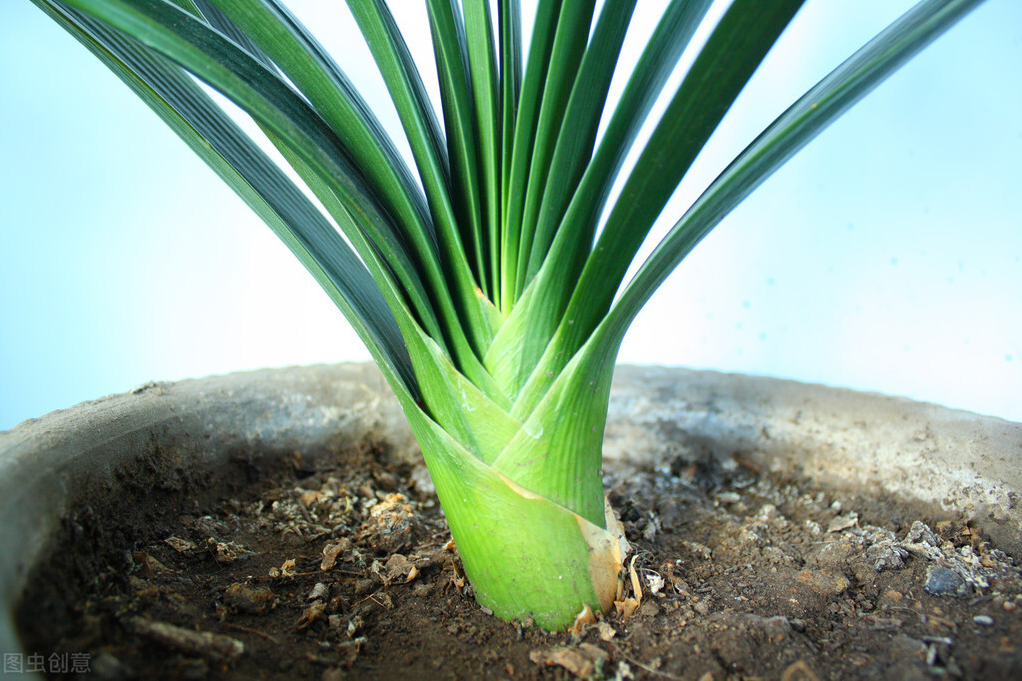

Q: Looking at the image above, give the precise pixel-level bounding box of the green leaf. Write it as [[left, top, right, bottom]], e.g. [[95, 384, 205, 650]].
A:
[[524, 0, 713, 286], [426, 0, 488, 293], [462, 0, 502, 297], [498, 0, 522, 252], [491, 339, 615, 525], [520, 0, 637, 288], [404, 325, 520, 460], [204, 0, 445, 297], [512, 0, 597, 291], [192, 0, 278, 72], [500, 0, 561, 308], [599, 0, 989, 354], [403, 408, 625, 630], [63, 0, 452, 350], [345, 0, 497, 360], [553, 0, 805, 362], [33, 0, 420, 398], [488, 0, 772, 398]]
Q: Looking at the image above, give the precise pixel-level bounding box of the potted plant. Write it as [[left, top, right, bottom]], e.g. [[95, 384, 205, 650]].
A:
[[9, 0, 1010, 640]]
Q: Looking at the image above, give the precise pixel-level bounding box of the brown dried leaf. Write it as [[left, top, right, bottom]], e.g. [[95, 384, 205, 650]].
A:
[[269, 558, 296, 578], [663, 561, 691, 597], [827, 512, 859, 533], [320, 541, 348, 571], [614, 598, 640, 620], [300, 488, 336, 506], [207, 538, 250, 565], [628, 556, 642, 605], [568, 604, 597, 636], [307, 582, 329, 601], [132, 551, 171, 576], [164, 536, 197, 553], [444, 555, 467, 589], [128, 617, 243, 662], [384, 554, 418, 584], [781, 659, 822, 681], [224, 582, 275, 615], [612, 555, 643, 620], [530, 644, 608, 678], [296, 600, 327, 630]]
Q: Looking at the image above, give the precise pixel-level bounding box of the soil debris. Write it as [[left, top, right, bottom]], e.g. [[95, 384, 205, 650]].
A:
[[530, 643, 608, 678], [223, 583, 275, 615], [127, 617, 243, 663], [15, 440, 1022, 679]]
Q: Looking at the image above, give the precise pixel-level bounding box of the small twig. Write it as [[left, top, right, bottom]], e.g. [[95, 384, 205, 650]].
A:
[[127, 616, 243, 662], [611, 646, 685, 680], [221, 621, 281, 646]]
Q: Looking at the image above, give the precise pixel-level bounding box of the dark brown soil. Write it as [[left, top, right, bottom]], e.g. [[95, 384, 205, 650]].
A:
[[16, 437, 1022, 680]]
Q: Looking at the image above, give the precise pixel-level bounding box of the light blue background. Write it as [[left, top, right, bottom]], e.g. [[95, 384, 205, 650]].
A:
[[1, 0, 1020, 429]]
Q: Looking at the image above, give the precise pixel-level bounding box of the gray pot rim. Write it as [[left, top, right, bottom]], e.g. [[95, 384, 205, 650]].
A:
[[2, 362, 1019, 661]]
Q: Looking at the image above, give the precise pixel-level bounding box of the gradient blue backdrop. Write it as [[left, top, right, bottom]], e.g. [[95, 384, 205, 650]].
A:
[[2, 0, 1020, 429]]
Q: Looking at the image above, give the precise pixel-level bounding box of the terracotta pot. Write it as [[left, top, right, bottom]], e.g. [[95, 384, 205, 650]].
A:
[[1, 363, 1018, 661]]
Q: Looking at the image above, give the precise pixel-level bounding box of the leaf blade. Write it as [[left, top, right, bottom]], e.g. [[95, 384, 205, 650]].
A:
[[599, 0, 990, 353], [498, 0, 522, 255], [551, 0, 806, 367], [500, 0, 562, 308], [426, 0, 489, 294], [521, 0, 638, 286], [34, 0, 421, 397], [462, 0, 502, 298], [346, 0, 497, 360], [512, 0, 598, 291]]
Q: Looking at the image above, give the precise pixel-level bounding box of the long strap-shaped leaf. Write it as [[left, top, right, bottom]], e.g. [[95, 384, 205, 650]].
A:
[[33, 0, 420, 400], [345, 0, 497, 360], [462, 0, 501, 296], [518, 0, 638, 290], [203, 1, 438, 288], [516, 0, 988, 420], [192, 0, 278, 73], [61, 0, 513, 407], [61, 0, 455, 350], [426, 0, 488, 295], [203, 0, 502, 382], [487, 0, 785, 397], [524, 0, 713, 286], [500, 0, 562, 310], [498, 0, 522, 276], [511, 0, 597, 295], [553, 0, 805, 361], [599, 0, 989, 353]]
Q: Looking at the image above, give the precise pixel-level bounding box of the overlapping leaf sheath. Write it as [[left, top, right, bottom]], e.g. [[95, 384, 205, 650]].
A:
[[399, 328, 627, 630]]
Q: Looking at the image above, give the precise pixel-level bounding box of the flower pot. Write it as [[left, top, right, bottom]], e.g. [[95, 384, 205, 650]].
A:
[[1, 363, 1018, 678]]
